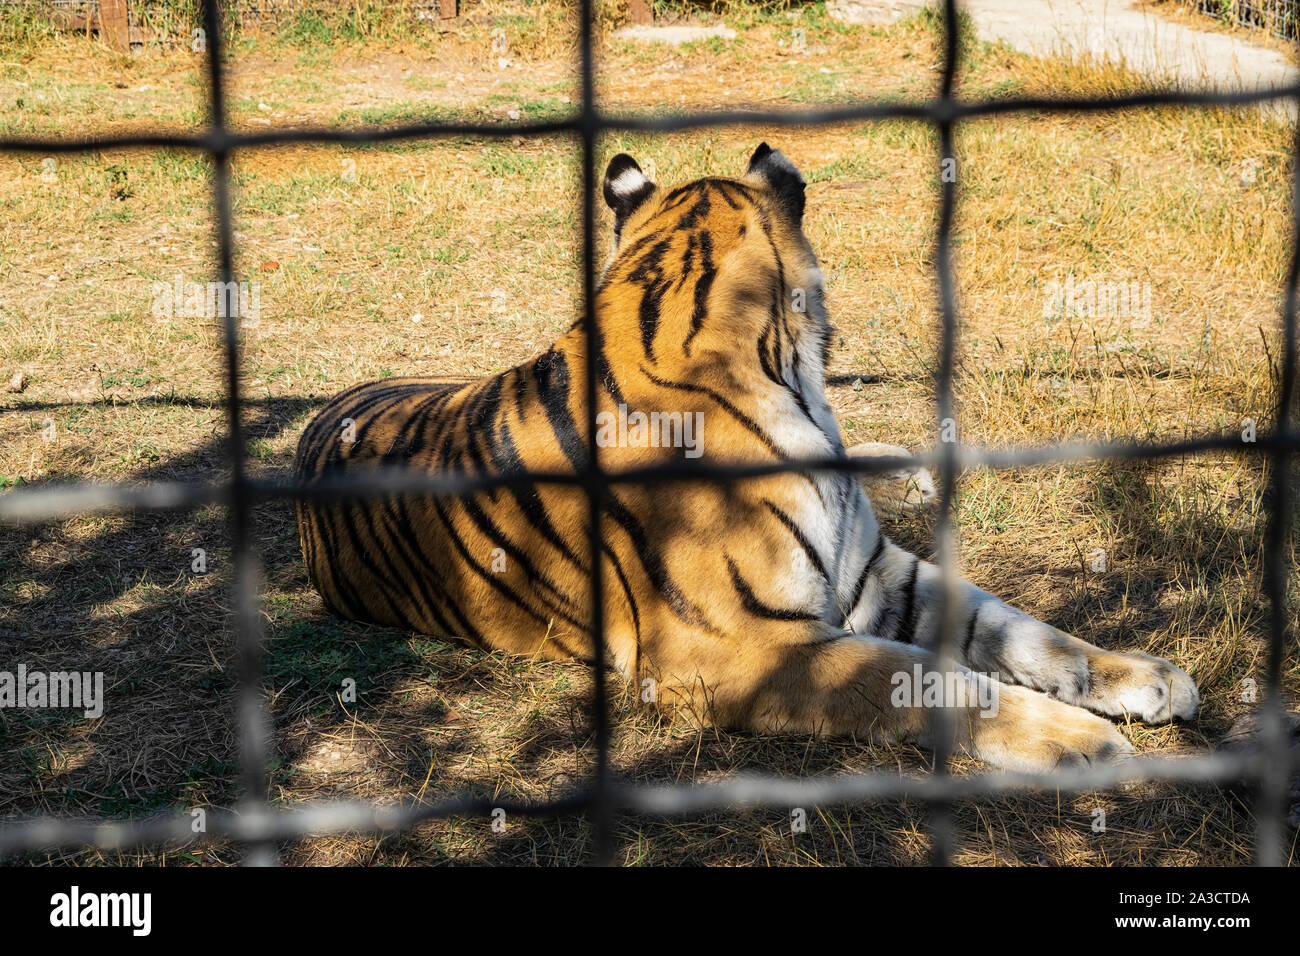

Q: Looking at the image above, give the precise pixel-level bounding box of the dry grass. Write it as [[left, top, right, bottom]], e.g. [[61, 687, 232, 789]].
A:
[[0, 2, 1296, 865]]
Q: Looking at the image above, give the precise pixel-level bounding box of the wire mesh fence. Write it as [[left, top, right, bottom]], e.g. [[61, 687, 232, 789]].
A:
[[0, 0, 459, 43], [0, 0, 1298, 866], [1177, 0, 1300, 41], [0, 0, 454, 15]]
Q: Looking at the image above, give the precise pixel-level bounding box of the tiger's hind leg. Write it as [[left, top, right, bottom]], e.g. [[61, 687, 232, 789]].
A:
[[646, 628, 1136, 773]]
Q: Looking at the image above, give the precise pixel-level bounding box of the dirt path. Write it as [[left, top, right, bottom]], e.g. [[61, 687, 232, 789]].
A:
[[830, 0, 1298, 116]]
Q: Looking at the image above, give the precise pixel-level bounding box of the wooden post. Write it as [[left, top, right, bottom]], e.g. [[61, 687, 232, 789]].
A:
[[99, 0, 131, 52], [627, 0, 653, 26]]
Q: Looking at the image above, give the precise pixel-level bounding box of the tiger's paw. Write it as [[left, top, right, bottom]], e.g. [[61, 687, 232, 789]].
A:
[[847, 442, 936, 515], [1083, 650, 1199, 725], [968, 683, 1137, 774]]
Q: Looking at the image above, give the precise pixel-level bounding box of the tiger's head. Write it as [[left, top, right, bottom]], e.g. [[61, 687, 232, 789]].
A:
[[597, 144, 837, 446]]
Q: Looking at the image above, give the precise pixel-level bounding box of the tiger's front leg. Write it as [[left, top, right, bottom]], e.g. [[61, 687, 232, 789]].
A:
[[842, 528, 1198, 724], [958, 596, 1198, 723]]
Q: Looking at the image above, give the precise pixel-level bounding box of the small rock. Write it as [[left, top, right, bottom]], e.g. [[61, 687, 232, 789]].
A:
[[7, 370, 26, 392]]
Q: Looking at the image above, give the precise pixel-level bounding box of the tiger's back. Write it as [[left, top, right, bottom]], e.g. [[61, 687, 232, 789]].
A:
[[294, 144, 852, 688], [294, 145, 1198, 769]]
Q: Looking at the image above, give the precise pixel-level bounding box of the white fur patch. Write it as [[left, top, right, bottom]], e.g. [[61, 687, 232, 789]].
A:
[[609, 166, 650, 199]]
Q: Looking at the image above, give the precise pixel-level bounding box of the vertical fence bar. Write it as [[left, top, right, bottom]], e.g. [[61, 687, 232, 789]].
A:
[[577, 0, 614, 865], [200, 0, 275, 867], [926, 0, 963, 868], [1258, 109, 1300, 867]]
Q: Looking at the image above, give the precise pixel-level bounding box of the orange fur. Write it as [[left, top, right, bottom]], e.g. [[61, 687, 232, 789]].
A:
[[294, 146, 1194, 771]]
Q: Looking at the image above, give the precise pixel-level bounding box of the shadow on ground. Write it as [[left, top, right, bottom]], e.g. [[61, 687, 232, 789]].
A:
[[0, 392, 1289, 865]]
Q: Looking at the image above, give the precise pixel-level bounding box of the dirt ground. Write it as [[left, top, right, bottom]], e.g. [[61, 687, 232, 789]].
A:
[[830, 0, 1299, 109]]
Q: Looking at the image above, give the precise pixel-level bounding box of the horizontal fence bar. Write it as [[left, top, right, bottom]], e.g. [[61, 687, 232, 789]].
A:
[[0, 749, 1288, 856], [0, 431, 1278, 524], [1, 82, 1297, 156]]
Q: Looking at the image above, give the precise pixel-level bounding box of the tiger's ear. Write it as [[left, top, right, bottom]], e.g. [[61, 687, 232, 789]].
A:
[[603, 154, 655, 233], [746, 142, 805, 222]]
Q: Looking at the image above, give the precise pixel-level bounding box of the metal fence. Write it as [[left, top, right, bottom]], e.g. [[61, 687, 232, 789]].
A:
[[0, 0, 1298, 867], [0, 0, 458, 42], [1178, 0, 1300, 42]]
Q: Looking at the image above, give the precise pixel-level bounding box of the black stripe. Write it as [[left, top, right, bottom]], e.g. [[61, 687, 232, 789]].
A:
[[297, 380, 415, 475], [456, 493, 590, 633], [639, 365, 787, 459], [602, 490, 720, 635], [372, 495, 460, 629], [627, 236, 674, 362], [847, 532, 887, 618], [659, 182, 701, 208], [402, 513, 487, 645], [383, 494, 486, 645], [393, 383, 463, 464], [787, 347, 819, 427], [682, 229, 715, 356], [961, 603, 982, 659], [303, 505, 369, 622], [533, 350, 588, 471], [757, 321, 785, 387], [326, 381, 433, 462], [763, 499, 829, 581], [677, 189, 712, 230], [675, 232, 696, 291], [493, 418, 587, 572], [662, 178, 754, 208], [464, 376, 509, 502], [603, 541, 642, 648], [592, 317, 628, 408], [431, 497, 553, 629], [602, 229, 663, 285], [388, 385, 460, 459], [335, 500, 417, 625], [726, 555, 820, 622], [431, 398, 588, 632], [710, 179, 747, 209], [895, 557, 921, 644]]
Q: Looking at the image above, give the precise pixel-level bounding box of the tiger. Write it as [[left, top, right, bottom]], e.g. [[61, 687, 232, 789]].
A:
[[293, 143, 1198, 773]]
